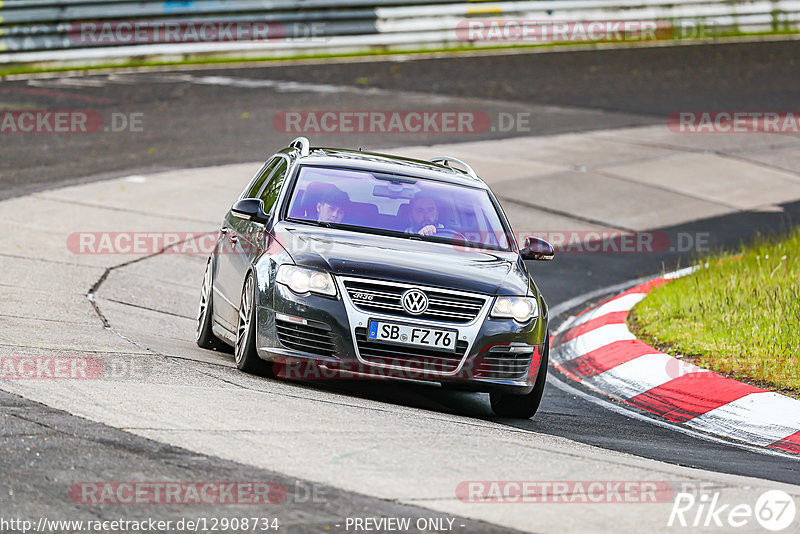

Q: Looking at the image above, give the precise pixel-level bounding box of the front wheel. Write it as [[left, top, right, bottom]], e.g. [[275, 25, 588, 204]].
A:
[[234, 273, 274, 377], [490, 334, 549, 418]]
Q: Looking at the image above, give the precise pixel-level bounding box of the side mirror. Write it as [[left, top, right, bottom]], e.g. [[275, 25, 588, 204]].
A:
[[520, 236, 555, 261], [231, 198, 270, 224]]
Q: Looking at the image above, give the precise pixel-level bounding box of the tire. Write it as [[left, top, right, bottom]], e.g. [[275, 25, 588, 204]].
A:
[[196, 257, 225, 350], [234, 272, 274, 376], [490, 333, 549, 419]]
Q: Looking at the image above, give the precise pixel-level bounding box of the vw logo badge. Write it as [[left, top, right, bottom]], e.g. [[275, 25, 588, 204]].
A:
[[401, 289, 429, 315]]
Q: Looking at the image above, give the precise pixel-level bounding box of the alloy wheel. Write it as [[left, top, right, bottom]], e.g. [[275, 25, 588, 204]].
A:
[[196, 260, 213, 341], [235, 276, 254, 365]]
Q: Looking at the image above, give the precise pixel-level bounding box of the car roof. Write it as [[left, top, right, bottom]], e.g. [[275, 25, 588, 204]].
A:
[[288, 147, 490, 189]]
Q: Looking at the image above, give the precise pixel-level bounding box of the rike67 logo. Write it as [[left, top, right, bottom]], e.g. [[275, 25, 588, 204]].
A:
[[669, 486, 797, 531]]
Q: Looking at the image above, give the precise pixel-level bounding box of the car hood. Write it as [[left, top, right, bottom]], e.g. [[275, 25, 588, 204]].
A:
[[273, 222, 531, 296]]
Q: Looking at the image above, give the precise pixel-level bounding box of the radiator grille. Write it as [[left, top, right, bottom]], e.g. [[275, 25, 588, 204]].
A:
[[354, 327, 469, 374], [344, 279, 486, 324]]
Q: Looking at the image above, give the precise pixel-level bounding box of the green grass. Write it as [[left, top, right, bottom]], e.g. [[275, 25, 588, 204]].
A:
[[629, 229, 800, 397], [2, 42, 596, 77]]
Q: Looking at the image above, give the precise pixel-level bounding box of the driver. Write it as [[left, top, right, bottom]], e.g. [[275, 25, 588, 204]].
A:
[[405, 192, 444, 236], [316, 187, 348, 224]]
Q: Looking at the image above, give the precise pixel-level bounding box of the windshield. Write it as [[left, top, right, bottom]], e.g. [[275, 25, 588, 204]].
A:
[[285, 165, 512, 251]]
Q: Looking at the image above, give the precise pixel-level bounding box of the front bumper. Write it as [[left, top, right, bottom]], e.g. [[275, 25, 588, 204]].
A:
[[255, 278, 546, 394]]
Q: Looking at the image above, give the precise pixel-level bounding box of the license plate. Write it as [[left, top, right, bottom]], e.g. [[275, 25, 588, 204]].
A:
[[367, 320, 457, 352]]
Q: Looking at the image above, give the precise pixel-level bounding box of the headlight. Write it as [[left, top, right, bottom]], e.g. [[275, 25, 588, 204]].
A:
[[491, 296, 538, 323], [276, 265, 337, 296]]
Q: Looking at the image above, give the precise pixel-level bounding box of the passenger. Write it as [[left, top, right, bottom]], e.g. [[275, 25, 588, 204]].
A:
[[405, 192, 444, 236], [316, 188, 348, 224]]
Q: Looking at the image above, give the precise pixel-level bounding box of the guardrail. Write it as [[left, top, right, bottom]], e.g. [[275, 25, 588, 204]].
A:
[[1, 0, 799, 65]]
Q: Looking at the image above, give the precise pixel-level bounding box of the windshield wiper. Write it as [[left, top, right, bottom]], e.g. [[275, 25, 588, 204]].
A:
[[295, 219, 335, 229]]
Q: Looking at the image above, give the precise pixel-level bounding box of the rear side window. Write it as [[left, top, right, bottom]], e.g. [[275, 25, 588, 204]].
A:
[[245, 158, 281, 199], [257, 159, 289, 213]]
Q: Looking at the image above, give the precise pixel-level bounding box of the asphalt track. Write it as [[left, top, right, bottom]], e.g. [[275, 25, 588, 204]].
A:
[[3, 39, 800, 198], [1, 39, 799, 531]]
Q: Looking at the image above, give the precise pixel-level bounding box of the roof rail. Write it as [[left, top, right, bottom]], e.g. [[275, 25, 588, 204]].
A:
[[428, 157, 480, 181], [289, 136, 310, 156]]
